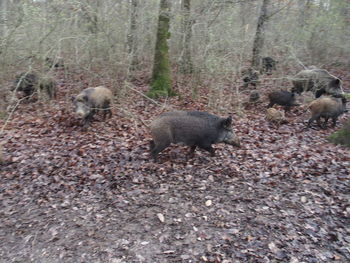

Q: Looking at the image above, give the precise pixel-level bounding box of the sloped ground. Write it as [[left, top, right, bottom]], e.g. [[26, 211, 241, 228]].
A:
[[0, 69, 349, 263]]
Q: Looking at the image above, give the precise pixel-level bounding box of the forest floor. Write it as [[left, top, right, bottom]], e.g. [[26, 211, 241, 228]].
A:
[[0, 68, 350, 263]]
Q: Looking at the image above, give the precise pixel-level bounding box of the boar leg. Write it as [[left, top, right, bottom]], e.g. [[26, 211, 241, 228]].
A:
[[331, 117, 337, 128], [83, 110, 96, 127], [323, 117, 330, 129], [308, 112, 322, 128], [316, 117, 324, 129], [151, 141, 170, 161], [188, 145, 197, 158], [307, 117, 315, 127], [198, 143, 215, 156], [107, 108, 112, 119], [102, 101, 112, 119]]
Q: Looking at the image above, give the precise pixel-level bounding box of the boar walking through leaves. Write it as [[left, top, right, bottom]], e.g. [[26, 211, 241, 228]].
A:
[[13, 72, 57, 100], [267, 90, 299, 111], [149, 111, 240, 161], [308, 95, 348, 129], [45, 57, 65, 69], [72, 86, 113, 128], [249, 91, 260, 103], [266, 108, 287, 124], [261, 57, 277, 74], [292, 67, 344, 98], [242, 68, 259, 88]]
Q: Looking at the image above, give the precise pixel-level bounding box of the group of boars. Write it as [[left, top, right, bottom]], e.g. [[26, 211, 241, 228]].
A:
[[12, 57, 348, 161]]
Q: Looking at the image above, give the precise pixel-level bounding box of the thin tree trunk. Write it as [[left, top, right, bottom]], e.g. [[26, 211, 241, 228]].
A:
[[148, 0, 174, 98], [298, 0, 311, 28], [240, 0, 249, 39], [179, 0, 193, 74], [251, 0, 271, 69], [0, 0, 8, 38], [127, 0, 139, 71]]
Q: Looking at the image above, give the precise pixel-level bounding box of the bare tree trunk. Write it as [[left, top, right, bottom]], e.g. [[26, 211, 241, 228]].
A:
[[148, 0, 174, 98], [240, 0, 250, 39], [127, 0, 139, 71], [80, 0, 99, 34], [179, 0, 193, 74], [251, 0, 271, 69], [298, 0, 311, 28], [0, 0, 8, 38]]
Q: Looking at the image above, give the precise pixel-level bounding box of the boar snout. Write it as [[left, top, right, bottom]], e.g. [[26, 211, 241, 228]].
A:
[[225, 136, 241, 147]]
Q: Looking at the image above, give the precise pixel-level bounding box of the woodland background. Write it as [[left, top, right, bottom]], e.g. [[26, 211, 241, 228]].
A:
[[0, 0, 349, 104]]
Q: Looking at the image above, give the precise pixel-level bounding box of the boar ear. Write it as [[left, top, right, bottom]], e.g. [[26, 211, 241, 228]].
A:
[[315, 88, 325, 98], [330, 78, 340, 87], [221, 116, 232, 128]]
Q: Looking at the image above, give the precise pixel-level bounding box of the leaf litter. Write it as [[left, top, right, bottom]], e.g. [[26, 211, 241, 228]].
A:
[[0, 70, 349, 262]]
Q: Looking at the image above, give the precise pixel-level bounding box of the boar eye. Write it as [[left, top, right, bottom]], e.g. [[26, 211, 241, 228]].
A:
[[221, 116, 232, 128]]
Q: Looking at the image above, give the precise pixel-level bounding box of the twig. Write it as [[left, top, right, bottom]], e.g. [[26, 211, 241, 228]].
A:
[[0, 95, 31, 134], [119, 108, 150, 128], [123, 81, 162, 106]]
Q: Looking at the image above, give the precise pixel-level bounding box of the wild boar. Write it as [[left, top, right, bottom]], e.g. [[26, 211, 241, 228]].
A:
[[249, 91, 260, 103], [308, 95, 348, 129], [45, 57, 65, 69], [267, 90, 299, 111], [149, 111, 240, 161], [242, 68, 259, 88], [13, 72, 56, 100], [266, 108, 287, 124], [261, 57, 277, 74], [292, 68, 344, 98], [72, 86, 113, 127], [38, 77, 57, 99], [13, 72, 38, 98]]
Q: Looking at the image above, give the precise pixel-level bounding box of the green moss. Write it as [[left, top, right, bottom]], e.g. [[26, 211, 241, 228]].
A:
[[344, 93, 350, 100], [328, 120, 350, 147], [149, 11, 174, 99]]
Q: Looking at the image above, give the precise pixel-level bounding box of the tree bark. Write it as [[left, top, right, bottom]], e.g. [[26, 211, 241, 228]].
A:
[[0, 0, 8, 37], [298, 0, 311, 28], [148, 0, 174, 98], [179, 0, 193, 74], [251, 0, 271, 69], [127, 0, 139, 71]]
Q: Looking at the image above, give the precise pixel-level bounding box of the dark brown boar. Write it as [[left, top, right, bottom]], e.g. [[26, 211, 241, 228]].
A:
[[261, 57, 277, 74], [38, 77, 57, 99], [149, 111, 240, 161], [13, 72, 38, 98], [72, 86, 113, 127], [292, 68, 344, 98], [242, 68, 259, 88], [308, 95, 348, 129], [267, 90, 299, 111], [45, 57, 64, 69], [13, 72, 56, 100], [249, 91, 260, 103]]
